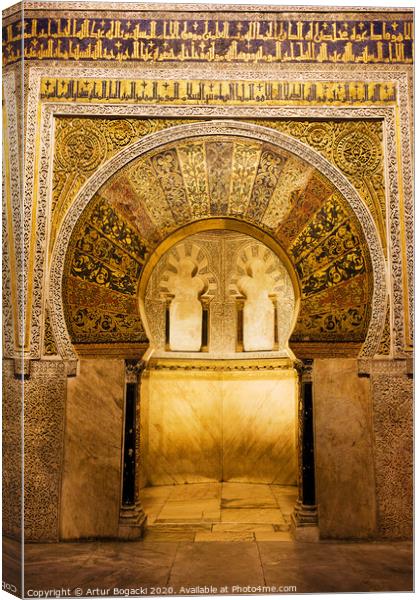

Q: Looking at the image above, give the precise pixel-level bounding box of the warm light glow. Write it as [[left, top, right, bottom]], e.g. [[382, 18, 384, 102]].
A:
[[143, 229, 296, 359], [141, 366, 298, 486]]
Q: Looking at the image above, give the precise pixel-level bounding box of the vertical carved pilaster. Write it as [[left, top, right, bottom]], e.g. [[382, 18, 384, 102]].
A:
[[119, 359, 147, 539], [291, 359, 319, 541], [22, 360, 67, 541]]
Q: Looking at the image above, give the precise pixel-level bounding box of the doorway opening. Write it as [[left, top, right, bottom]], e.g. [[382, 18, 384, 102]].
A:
[[137, 228, 299, 541]]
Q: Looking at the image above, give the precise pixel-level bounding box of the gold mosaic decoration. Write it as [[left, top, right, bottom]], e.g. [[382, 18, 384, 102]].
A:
[[51, 117, 198, 254], [63, 134, 372, 348], [51, 116, 386, 259], [40, 78, 399, 105], [3, 16, 413, 66], [63, 197, 149, 344], [248, 119, 386, 248]]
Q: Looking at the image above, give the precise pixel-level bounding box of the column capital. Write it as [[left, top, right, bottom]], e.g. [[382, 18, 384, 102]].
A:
[[294, 358, 314, 381], [125, 359, 146, 383]]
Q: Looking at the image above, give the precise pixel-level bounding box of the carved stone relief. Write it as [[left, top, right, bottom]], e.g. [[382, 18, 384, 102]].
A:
[[2, 361, 22, 539], [23, 361, 67, 541], [54, 123, 383, 360], [2, 71, 22, 357], [11, 64, 411, 361], [43, 307, 59, 356], [160, 245, 208, 352], [231, 241, 294, 352], [371, 367, 413, 539], [238, 260, 277, 351], [145, 231, 295, 359]]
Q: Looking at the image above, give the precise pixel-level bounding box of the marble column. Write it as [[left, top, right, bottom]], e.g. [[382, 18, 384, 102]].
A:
[[118, 359, 147, 539], [291, 359, 319, 541]]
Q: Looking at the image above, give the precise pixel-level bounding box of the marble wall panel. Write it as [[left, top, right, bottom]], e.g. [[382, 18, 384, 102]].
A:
[[312, 359, 376, 539], [141, 369, 223, 485], [60, 358, 125, 540], [222, 370, 298, 484], [141, 368, 297, 486]]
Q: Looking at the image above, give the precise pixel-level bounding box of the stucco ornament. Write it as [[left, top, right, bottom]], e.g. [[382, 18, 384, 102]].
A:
[[165, 257, 206, 352]]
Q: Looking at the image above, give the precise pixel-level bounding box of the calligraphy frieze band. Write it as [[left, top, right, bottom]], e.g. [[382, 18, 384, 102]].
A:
[[40, 78, 398, 105], [2, 17, 413, 65]]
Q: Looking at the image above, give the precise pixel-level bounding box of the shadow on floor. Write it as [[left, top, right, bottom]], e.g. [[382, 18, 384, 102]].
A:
[[3, 535, 413, 596]]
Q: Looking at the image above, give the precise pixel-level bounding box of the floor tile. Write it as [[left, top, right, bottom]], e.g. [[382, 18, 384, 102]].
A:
[[221, 482, 278, 508], [194, 531, 255, 542], [22, 483, 409, 595], [221, 508, 286, 524], [140, 485, 174, 500], [167, 483, 221, 501], [255, 531, 293, 541], [212, 523, 275, 533], [168, 542, 265, 588], [18, 537, 413, 595]]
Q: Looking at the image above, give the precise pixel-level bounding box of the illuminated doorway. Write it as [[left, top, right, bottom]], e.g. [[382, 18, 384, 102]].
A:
[[137, 228, 299, 540]]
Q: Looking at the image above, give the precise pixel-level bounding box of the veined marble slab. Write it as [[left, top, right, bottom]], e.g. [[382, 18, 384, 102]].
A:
[[142, 368, 298, 486]]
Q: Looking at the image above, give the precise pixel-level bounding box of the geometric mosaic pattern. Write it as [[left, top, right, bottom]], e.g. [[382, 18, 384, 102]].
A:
[[63, 135, 372, 348]]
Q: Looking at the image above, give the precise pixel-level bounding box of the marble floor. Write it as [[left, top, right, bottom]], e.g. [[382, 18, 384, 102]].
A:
[[4, 536, 413, 596], [139, 482, 297, 541]]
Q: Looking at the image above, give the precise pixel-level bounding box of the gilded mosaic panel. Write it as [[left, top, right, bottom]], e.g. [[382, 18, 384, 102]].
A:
[[292, 304, 368, 340], [276, 172, 335, 246], [290, 195, 350, 261], [245, 146, 287, 222], [206, 141, 234, 215], [63, 195, 149, 345], [247, 119, 386, 248], [62, 134, 372, 348], [293, 273, 371, 343], [51, 117, 198, 253], [3, 16, 413, 66], [228, 141, 262, 216], [39, 77, 400, 106], [296, 223, 363, 281], [125, 157, 175, 229], [300, 247, 366, 297], [177, 141, 211, 218], [150, 148, 192, 224], [51, 117, 387, 256]]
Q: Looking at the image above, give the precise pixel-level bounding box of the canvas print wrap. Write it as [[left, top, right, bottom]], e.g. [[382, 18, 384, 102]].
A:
[[1, 1, 413, 597]]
